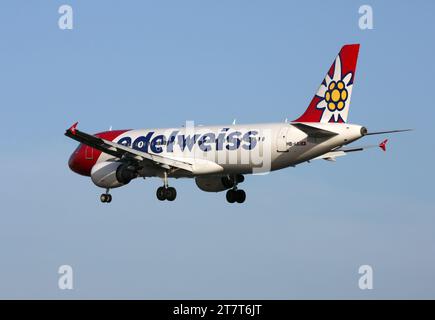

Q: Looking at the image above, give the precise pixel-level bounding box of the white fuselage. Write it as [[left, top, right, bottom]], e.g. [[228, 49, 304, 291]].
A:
[[95, 122, 365, 178]]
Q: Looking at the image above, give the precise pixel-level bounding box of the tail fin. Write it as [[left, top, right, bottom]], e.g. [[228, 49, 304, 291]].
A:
[[294, 44, 360, 123]]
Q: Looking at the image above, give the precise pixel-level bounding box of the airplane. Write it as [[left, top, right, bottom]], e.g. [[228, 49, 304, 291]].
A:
[[65, 44, 410, 204]]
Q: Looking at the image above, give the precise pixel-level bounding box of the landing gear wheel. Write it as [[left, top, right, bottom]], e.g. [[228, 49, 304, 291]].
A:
[[166, 187, 177, 201], [226, 189, 237, 203], [156, 187, 167, 201], [156, 171, 177, 201], [226, 189, 246, 203], [100, 194, 107, 203], [100, 194, 112, 203], [235, 190, 246, 203]]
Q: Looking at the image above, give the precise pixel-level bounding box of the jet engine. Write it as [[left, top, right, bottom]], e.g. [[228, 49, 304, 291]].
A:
[[91, 161, 137, 188], [195, 175, 244, 192]]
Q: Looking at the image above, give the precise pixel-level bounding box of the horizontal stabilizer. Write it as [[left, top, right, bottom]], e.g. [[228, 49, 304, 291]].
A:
[[292, 123, 338, 138], [314, 150, 347, 161]]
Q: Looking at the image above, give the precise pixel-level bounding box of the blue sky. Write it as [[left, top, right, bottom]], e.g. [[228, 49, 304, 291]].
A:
[[0, 0, 434, 299]]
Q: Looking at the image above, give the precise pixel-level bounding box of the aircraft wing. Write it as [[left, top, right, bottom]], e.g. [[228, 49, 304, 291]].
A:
[[64, 122, 194, 172], [314, 139, 389, 162], [365, 129, 412, 135]]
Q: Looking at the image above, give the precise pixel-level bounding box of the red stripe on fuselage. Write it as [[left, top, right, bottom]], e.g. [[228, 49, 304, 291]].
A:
[[68, 130, 130, 176]]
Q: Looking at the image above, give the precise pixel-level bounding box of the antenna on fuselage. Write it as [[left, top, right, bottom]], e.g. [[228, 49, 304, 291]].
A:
[[285, 118, 288, 123], [109, 125, 112, 131], [232, 119, 236, 125]]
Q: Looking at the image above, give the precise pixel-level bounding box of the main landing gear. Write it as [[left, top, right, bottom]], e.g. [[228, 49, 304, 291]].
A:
[[224, 174, 246, 204], [226, 189, 246, 204], [156, 171, 177, 201], [100, 189, 112, 203], [156, 186, 177, 201]]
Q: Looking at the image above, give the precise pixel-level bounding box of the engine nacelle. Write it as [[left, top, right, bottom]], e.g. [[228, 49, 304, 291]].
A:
[[91, 161, 136, 188], [195, 175, 244, 192]]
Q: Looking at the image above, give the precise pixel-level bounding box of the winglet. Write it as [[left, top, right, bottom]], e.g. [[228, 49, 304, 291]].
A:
[[379, 139, 388, 152], [68, 122, 79, 135]]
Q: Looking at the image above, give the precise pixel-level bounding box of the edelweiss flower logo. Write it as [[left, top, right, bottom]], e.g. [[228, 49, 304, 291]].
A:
[[324, 80, 347, 111], [316, 55, 353, 123]]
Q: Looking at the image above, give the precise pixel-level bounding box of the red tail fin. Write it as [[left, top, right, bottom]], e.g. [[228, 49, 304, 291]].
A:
[[294, 44, 360, 123]]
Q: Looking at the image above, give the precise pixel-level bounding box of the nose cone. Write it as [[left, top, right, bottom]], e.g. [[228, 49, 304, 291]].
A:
[[68, 144, 93, 176]]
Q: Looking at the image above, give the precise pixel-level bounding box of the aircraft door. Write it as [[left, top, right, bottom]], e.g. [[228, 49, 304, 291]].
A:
[[277, 126, 290, 152]]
